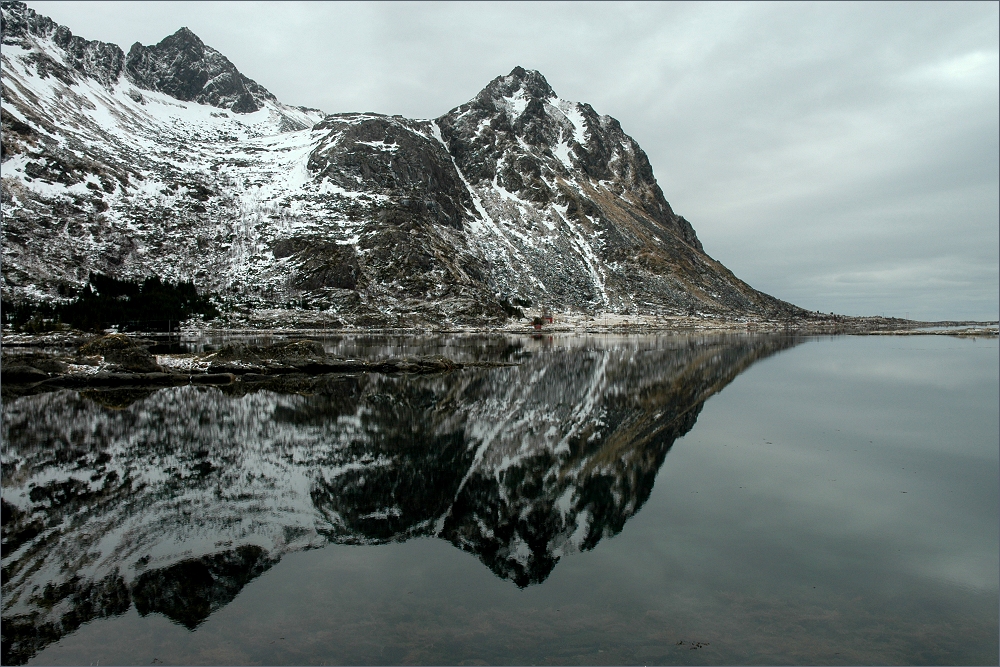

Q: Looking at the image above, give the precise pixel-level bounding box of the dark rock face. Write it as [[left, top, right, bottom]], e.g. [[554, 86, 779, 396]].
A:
[[445, 69, 786, 314], [308, 114, 474, 229], [124, 27, 276, 114], [273, 238, 363, 291]]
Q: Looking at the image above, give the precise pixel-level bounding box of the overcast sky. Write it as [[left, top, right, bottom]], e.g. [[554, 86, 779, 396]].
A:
[[29, 1, 1000, 320]]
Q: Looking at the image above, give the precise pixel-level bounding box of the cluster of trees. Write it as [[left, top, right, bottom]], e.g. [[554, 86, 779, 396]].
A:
[[2, 273, 219, 332]]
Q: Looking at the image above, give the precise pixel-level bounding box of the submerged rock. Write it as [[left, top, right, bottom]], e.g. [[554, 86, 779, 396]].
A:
[[0, 364, 48, 383], [0, 335, 499, 403], [79, 334, 161, 372]]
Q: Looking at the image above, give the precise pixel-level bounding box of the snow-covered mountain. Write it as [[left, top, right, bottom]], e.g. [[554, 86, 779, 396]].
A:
[[1, 334, 799, 664], [1, 1, 803, 326]]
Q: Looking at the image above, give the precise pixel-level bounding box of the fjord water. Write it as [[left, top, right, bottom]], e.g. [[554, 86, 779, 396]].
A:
[[2, 334, 996, 665]]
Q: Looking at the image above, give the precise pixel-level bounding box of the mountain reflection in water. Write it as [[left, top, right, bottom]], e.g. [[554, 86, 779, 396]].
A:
[[1, 334, 798, 664]]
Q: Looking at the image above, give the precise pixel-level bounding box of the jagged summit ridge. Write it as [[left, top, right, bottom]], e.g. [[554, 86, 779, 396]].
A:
[[428, 65, 712, 310], [0, 0, 124, 86], [1, 3, 803, 325], [125, 26, 276, 113], [0, 1, 279, 114], [473, 66, 558, 116]]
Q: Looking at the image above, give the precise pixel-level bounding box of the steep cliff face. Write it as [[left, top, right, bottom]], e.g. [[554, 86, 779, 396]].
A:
[[433, 67, 771, 316], [0, 1, 803, 325]]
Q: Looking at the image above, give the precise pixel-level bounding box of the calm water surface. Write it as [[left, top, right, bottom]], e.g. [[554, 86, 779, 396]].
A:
[[2, 334, 997, 665]]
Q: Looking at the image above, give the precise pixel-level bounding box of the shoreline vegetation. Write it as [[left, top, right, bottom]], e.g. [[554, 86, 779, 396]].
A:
[[3, 273, 993, 341], [1, 311, 996, 342]]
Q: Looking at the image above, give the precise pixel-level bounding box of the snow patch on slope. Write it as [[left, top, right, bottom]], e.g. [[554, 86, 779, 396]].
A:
[[554, 99, 588, 146]]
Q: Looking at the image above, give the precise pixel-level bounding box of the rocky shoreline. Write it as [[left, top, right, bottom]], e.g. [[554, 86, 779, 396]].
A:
[[1, 318, 994, 398], [856, 327, 999, 337], [2, 313, 995, 345], [0, 334, 515, 400]]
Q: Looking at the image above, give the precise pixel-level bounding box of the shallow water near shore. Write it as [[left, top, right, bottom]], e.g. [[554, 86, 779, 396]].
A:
[[3, 334, 997, 665]]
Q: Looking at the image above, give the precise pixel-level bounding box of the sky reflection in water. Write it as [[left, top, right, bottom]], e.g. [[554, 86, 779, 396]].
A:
[[2, 334, 996, 665]]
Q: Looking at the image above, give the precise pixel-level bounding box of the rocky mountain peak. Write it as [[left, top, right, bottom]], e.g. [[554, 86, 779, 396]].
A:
[[148, 26, 205, 57], [478, 66, 557, 104], [433, 66, 700, 246], [124, 25, 275, 113]]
